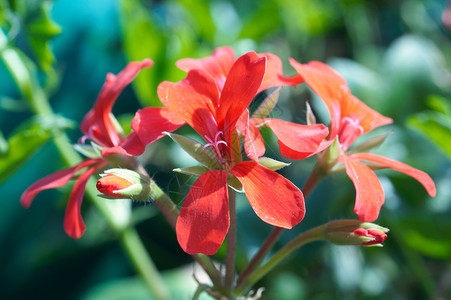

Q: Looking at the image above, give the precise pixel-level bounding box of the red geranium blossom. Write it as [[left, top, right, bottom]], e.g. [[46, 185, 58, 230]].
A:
[[152, 51, 313, 255], [175, 46, 328, 162], [20, 60, 153, 238], [288, 60, 436, 222]]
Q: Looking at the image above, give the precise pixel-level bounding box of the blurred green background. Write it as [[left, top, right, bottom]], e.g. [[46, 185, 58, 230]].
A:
[[1, 0, 450, 299]]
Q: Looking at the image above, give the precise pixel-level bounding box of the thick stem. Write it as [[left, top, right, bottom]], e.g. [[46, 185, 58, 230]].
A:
[[225, 188, 237, 293], [235, 164, 324, 289], [235, 225, 327, 295]]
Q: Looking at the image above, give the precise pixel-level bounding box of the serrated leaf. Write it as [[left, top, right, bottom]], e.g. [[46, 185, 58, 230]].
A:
[[0, 115, 74, 183], [258, 157, 290, 171], [251, 87, 281, 119], [165, 132, 219, 169]]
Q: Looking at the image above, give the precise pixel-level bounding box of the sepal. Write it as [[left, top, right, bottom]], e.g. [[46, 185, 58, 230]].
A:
[[251, 87, 281, 119], [318, 136, 341, 171], [165, 132, 219, 170], [173, 166, 209, 177], [258, 157, 291, 171], [347, 132, 391, 155]]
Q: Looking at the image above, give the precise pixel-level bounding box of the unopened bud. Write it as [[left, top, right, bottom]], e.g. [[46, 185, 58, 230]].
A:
[[97, 168, 151, 201], [325, 220, 389, 247]]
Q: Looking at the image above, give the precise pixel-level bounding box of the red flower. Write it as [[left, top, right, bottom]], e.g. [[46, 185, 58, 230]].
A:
[[156, 51, 306, 255], [289, 60, 436, 222], [175, 46, 329, 162], [20, 60, 153, 238]]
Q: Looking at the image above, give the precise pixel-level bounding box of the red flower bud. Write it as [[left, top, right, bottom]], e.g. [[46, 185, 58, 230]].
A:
[[96, 174, 133, 198], [353, 228, 387, 246]]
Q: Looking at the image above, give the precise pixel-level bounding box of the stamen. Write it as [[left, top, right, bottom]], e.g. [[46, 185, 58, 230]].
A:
[[339, 117, 364, 149]]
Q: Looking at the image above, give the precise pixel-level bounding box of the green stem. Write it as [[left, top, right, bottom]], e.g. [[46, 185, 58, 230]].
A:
[[235, 227, 283, 287], [119, 227, 172, 300], [235, 225, 327, 295], [234, 164, 324, 290], [225, 188, 237, 294]]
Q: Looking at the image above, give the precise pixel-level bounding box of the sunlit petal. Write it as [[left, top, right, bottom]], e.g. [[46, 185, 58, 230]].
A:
[[231, 162, 305, 228], [176, 170, 229, 255]]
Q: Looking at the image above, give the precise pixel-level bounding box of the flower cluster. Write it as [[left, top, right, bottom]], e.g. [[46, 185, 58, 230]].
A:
[[21, 47, 436, 256]]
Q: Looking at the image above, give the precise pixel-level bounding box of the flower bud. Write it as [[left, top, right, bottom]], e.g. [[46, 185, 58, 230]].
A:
[[325, 219, 389, 247], [96, 168, 152, 201]]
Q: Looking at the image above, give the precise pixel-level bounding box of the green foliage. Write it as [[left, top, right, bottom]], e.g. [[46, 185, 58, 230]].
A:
[[0, 114, 73, 183], [408, 95, 451, 159]]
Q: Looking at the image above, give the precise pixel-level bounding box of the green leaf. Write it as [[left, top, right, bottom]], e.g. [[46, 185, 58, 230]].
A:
[[25, 1, 61, 73], [176, 0, 215, 42], [0, 115, 74, 183], [119, 0, 168, 107], [408, 111, 451, 160], [0, 130, 8, 155], [240, 0, 281, 40]]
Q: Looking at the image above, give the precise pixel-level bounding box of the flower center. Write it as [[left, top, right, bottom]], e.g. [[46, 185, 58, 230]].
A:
[[338, 117, 364, 150], [203, 131, 228, 165]]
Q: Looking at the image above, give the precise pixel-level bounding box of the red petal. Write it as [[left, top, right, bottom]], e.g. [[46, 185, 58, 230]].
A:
[[102, 132, 146, 157], [20, 158, 102, 208], [341, 94, 393, 133], [349, 153, 436, 197], [265, 118, 329, 159], [342, 156, 384, 222], [176, 170, 229, 255], [80, 59, 153, 147], [131, 107, 186, 147], [290, 60, 392, 136], [217, 52, 266, 136], [158, 70, 220, 139], [290, 59, 344, 137], [258, 53, 303, 93], [64, 162, 106, 238], [230, 162, 305, 228], [176, 46, 236, 91], [237, 110, 266, 161]]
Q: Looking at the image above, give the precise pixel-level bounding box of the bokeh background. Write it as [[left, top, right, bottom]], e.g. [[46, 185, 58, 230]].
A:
[[1, 0, 450, 299]]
